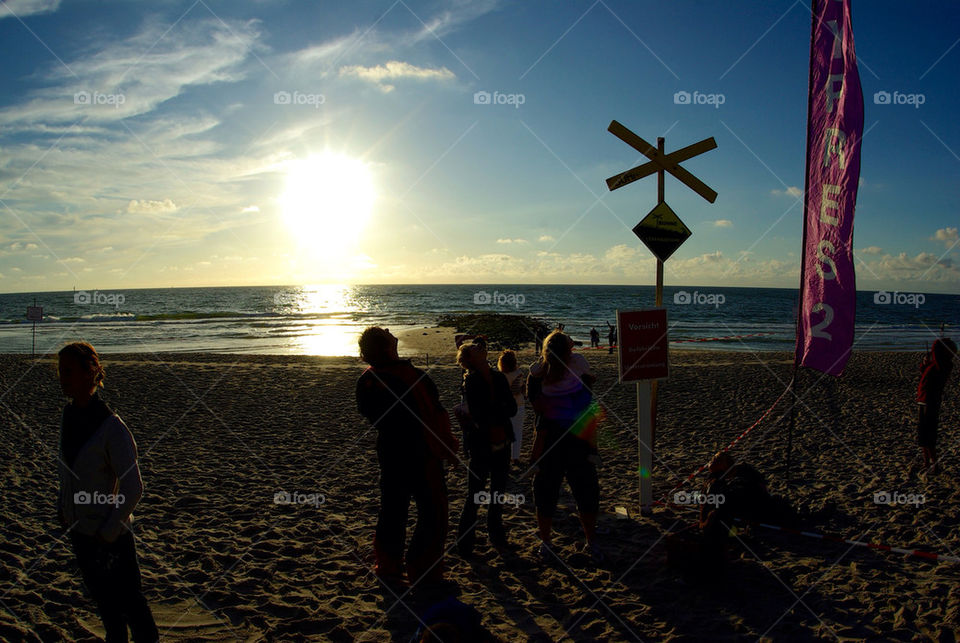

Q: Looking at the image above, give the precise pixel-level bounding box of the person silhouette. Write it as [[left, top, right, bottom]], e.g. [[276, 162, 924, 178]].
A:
[[57, 342, 159, 643], [356, 327, 458, 587], [606, 322, 617, 354], [497, 350, 526, 467], [527, 330, 603, 563], [917, 338, 956, 473], [455, 342, 516, 555]]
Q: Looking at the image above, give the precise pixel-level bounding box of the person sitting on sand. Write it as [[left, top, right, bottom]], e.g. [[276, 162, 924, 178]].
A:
[[356, 327, 459, 587], [455, 342, 517, 555], [527, 330, 603, 562], [917, 338, 956, 473], [57, 342, 159, 643], [698, 452, 798, 547], [497, 350, 526, 467]]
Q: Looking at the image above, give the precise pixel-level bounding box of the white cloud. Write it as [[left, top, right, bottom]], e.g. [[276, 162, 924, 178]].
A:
[[125, 199, 178, 214], [496, 238, 528, 244], [7, 242, 38, 251], [771, 186, 803, 198], [0, 0, 59, 20], [0, 18, 260, 126], [338, 60, 455, 93], [538, 235, 555, 242], [856, 250, 960, 286], [287, 32, 370, 67], [286, 1, 501, 68], [712, 219, 733, 228], [241, 205, 260, 213], [860, 246, 883, 255], [403, 245, 804, 287], [403, 0, 502, 45], [933, 227, 958, 245]]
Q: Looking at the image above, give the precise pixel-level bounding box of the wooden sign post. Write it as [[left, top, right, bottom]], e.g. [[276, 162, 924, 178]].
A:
[[606, 120, 717, 516]]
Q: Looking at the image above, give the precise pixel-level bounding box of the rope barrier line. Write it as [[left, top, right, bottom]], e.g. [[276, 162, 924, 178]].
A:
[[735, 519, 960, 565], [656, 380, 794, 506]]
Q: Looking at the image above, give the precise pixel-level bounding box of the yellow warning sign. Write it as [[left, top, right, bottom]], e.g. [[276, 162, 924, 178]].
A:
[[632, 201, 691, 262]]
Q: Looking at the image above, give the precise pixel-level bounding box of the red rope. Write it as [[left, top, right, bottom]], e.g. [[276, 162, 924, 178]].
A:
[[657, 381, 794, 506]]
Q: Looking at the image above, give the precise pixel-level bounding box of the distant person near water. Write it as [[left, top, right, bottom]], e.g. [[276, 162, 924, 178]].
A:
[[497, 350, 527, 467], [527, 330, 603, 562], [57, 342, 159, 643], [455, 342, 517, 556], [606, 322, 617, 354], [916, 337, 956, 474], [356, 327, 459, 587], [589, 327, 600, 349]]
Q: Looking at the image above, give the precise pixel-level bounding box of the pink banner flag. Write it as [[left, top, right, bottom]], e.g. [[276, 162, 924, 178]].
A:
[[795, 0, 864, 376]]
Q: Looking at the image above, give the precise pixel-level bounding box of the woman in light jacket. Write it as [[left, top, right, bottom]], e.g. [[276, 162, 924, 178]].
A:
[[57, 342, 158, 642]]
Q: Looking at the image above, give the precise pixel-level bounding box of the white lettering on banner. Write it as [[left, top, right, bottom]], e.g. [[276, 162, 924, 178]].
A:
[[816, 239, 838, 280], [825, 74, 843, 113], [819, 184, 841, 225], [811, 302, 834, 340], [823, 128, 847, 169], [826, 19, 842, 59]]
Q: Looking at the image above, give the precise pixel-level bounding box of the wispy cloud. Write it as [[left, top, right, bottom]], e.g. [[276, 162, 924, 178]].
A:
[[712, 219, 733, 228], [338, 60, 455, 92], [0, 0, 60, 20], [125, 199, 178, 215], [0, 18, 260, 126]]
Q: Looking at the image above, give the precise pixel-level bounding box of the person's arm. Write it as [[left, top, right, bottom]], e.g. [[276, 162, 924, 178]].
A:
[[574, 355, 597, 390], [917, 364, 932, 406], [99, 418, 144, 543], [357, 371, 404, 425], [421, 371, 459, 457], [526, 371, 547, 416], [581, 372, 597, 390]]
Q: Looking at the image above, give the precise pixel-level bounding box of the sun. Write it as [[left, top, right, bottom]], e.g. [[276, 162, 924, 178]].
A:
[[279, 152, 375, 251]]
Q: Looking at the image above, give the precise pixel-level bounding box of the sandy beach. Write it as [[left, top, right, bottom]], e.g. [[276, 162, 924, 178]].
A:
[[1, 344, 958, 641]]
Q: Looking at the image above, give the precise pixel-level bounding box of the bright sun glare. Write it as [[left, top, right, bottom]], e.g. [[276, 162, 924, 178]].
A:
[[280, 153, 375, 252]]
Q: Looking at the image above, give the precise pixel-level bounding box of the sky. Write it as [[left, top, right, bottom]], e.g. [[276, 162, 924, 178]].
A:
[[0, 0, 957, 294]]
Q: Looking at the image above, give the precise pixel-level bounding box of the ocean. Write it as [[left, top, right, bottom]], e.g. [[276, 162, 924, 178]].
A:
[[0, 284, 954, 356]]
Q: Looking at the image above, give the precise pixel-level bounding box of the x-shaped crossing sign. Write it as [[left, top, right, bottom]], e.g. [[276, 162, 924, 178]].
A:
[[605, 120, 718, 203]]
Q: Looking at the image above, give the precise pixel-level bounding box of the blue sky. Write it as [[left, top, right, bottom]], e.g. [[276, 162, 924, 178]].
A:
[[0, 0, 957, 294]]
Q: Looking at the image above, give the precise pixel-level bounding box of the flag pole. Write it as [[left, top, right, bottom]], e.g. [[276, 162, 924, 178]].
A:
[[788, 0, 821, 483]]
